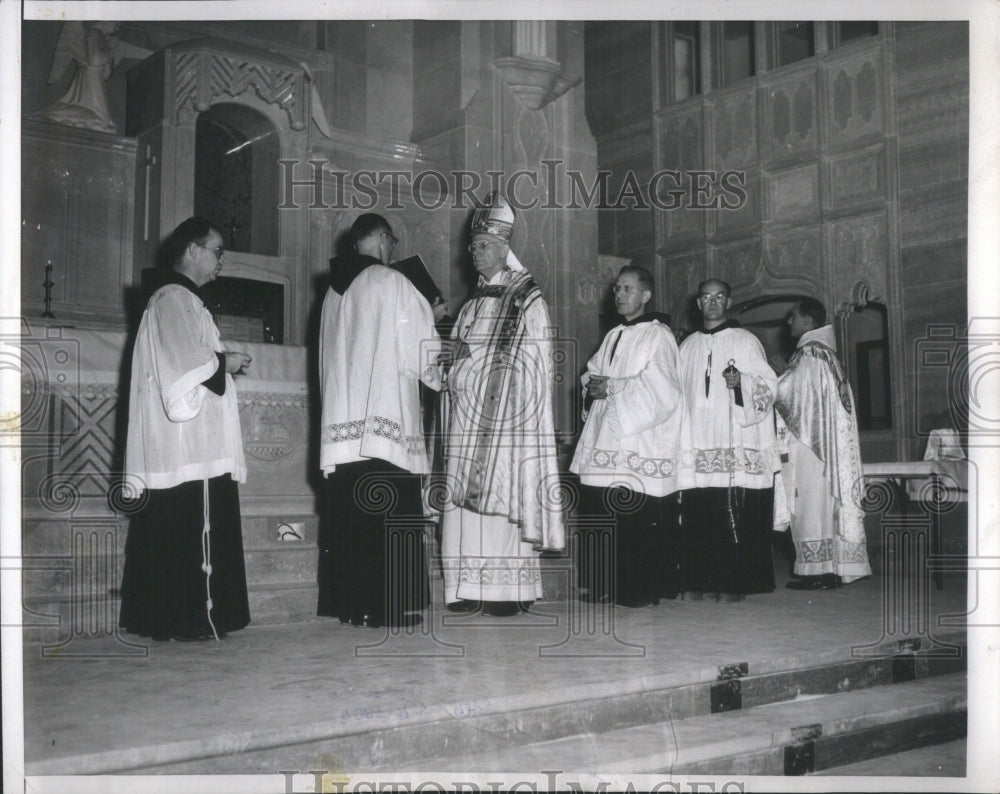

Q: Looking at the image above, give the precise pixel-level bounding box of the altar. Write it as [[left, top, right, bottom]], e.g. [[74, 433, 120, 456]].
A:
[[19, 324, 319, 648]]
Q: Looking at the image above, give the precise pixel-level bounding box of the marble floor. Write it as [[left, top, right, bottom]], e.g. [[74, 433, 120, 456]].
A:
[[19, 563, 974, 790]]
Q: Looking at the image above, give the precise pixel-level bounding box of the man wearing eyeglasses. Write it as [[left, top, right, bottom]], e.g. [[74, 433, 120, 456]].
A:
[[317, 213, 442, 629], [121, 217, 252, 641], [438, 192, 565, 617], [570, 265, 684, 607], [675, 279, 779, 603]]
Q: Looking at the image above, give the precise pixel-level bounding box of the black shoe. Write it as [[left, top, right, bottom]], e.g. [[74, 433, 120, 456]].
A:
[[482, 601, 520, 617], [716, 592, 745, 603], [386, 613, 423, 629], [446, 599, 480, 614], [518, 600, 534, 613], [615, 598, 653, 608]]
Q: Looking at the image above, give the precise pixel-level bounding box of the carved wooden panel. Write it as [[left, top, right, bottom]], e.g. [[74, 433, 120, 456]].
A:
[[239, 393, 308, 475], [765, 226, 823, 287], [761, 70, 818, 162], [710, 86, 757, 171], [765, 162, 819, 225], [825, 143, 886, 211], [827, 212, 889, 307], [173, 49, 307, 131], [822, 45, 885, 148], [709, 238, 761, 296], [662, 250, 706, 331], [715, 168, 760, 236], [658, 106, 705, 242]]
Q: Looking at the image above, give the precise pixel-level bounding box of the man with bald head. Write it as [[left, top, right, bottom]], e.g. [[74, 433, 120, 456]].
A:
[[675, 279, 779, 603]]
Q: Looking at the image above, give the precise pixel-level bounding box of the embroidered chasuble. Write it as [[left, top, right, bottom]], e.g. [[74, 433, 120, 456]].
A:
[[443, 266, 564, 550], [775, 325, 871, 582], [440, 265, 565, 604]]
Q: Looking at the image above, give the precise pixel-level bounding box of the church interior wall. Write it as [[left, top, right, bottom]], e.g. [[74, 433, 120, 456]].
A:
[[583, 20, 969, 463], [17, 17, 968, 632]]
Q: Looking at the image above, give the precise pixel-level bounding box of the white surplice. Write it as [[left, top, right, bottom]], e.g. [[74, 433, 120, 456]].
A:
[[571, 316, 684, 498], [319, 264, 441, 476], [125, 283, 245, 492]]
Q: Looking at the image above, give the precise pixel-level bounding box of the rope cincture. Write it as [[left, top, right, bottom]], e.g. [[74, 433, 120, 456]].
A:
[[201, 478, 220, 642], [725, 359, 741, 546]]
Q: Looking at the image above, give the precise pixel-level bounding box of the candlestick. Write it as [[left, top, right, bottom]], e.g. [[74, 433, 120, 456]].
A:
[[41, 262, 55, 318]]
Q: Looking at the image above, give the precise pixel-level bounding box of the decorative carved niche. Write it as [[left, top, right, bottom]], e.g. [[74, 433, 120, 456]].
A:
[[194, 103, 279, 255], [822, 47, 885, 147], [761, 69, 818, 161], [710, 87, 757, 171], [825, 143, 886, 211], [838, 282, 892, 432], [766, 163, 820, 224], [828, 212, 889, 307], [127, 38, 314, 343]]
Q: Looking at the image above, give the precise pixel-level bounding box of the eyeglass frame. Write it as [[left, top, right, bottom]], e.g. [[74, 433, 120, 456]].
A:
[[196, 242, 225, 260], [467, 240, 503, 254]]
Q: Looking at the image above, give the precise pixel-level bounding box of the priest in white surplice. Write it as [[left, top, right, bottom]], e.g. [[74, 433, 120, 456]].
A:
[[318, 213, 441, 629], [676, 279, 779, 603], [570, 265, 684, 606], [121, 217, 252, 641], [773, 298, 871, 589], [439, 193, 565, 617]]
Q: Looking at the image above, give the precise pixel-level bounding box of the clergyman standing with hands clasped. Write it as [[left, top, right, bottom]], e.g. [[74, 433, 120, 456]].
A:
[[676, 279, 779, 603], [438, 193, 565, 617], [120, 217, 252, 642], [571, 265, 684, 607]]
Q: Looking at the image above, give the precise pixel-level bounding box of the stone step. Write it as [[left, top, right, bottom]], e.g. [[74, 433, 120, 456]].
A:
[[21, 581, 319, 643], [241, 514, 319, 546], [417, 673, 966, 775], [822, 736, 966, 776], [64, 631, 965, 775], [20, 538, 319, 597]]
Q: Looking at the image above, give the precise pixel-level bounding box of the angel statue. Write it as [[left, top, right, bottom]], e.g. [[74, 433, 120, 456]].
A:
[[33, 21, 119, 133]]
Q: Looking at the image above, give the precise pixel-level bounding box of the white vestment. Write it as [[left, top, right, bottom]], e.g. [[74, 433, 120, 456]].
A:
[[319, 264, 441, 475], [677, 323, 780, 490], [571, 316, 684, 497], [125, 283, 245, 492]]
